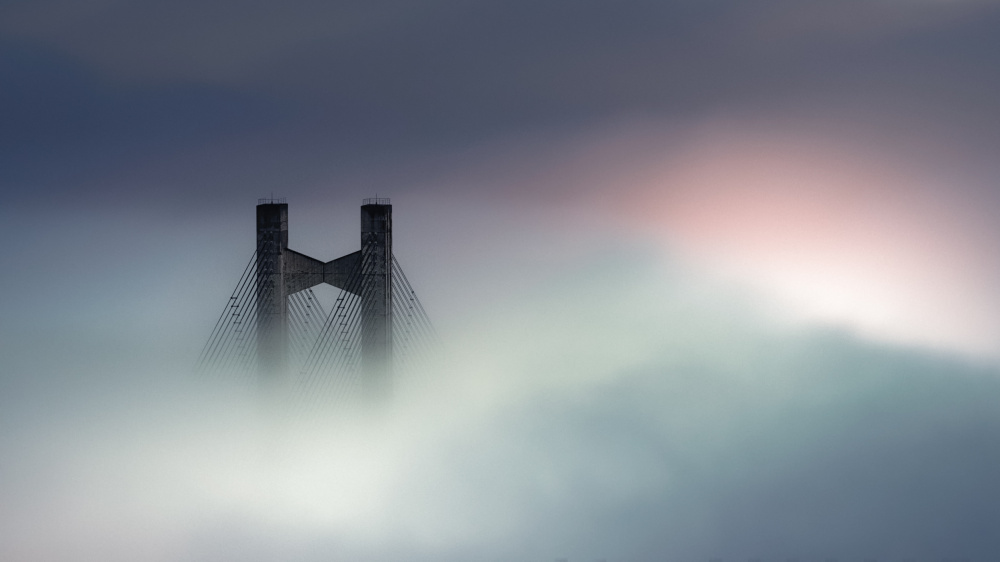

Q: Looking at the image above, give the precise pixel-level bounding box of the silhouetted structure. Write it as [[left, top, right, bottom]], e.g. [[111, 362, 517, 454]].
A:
[[198, 198, 434, 406]]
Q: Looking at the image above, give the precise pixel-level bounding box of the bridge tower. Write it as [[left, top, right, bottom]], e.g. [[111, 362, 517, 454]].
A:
[[254, 197, 394, 400]]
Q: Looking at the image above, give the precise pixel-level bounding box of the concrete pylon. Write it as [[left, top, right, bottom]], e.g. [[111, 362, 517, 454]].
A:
[[256, 200, 288, 381], [254, 197, 393, 400], [360, 199, 393, 400]]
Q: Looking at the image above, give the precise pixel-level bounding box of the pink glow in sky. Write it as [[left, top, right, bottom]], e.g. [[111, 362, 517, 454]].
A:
[[458, 115, 1000, 359], [593, 121, 1000, 357]]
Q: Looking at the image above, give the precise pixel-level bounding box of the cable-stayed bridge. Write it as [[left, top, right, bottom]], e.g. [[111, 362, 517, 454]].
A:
[[196, 198, 436, 407]]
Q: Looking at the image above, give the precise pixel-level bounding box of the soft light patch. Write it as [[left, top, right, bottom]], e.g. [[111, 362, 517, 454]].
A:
[[607, 123, 1000, 357]]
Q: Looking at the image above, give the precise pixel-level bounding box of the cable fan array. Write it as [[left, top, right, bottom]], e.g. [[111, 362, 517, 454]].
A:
[[197, 247, 437, 406], [196, 247, 261, 385]]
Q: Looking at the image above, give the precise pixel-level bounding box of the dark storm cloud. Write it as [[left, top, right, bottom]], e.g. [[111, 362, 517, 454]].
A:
[[3, 0, 1000, 209], [0, 41, 294, 205]]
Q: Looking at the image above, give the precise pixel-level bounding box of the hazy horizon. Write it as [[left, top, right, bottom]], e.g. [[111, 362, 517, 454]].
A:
[[3, 1, 1000, 560]]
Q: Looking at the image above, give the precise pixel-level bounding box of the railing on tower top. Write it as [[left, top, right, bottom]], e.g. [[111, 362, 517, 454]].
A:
[[258, 197, 287, 205], [363, 197, 391, 205]]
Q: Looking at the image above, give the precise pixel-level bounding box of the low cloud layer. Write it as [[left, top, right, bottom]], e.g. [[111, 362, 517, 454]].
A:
[[2, 247, 998, 561]]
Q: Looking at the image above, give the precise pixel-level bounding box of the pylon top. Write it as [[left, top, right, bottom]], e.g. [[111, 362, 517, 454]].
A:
[[258, 197, 287, 205]]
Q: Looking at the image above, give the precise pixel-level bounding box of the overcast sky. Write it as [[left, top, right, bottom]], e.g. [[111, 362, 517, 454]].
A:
[[2, 2, 1000, 561]]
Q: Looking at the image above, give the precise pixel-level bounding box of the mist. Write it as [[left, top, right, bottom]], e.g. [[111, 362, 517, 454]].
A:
[[2, 205, 998, 561], [4, 1, 1000, 559]]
